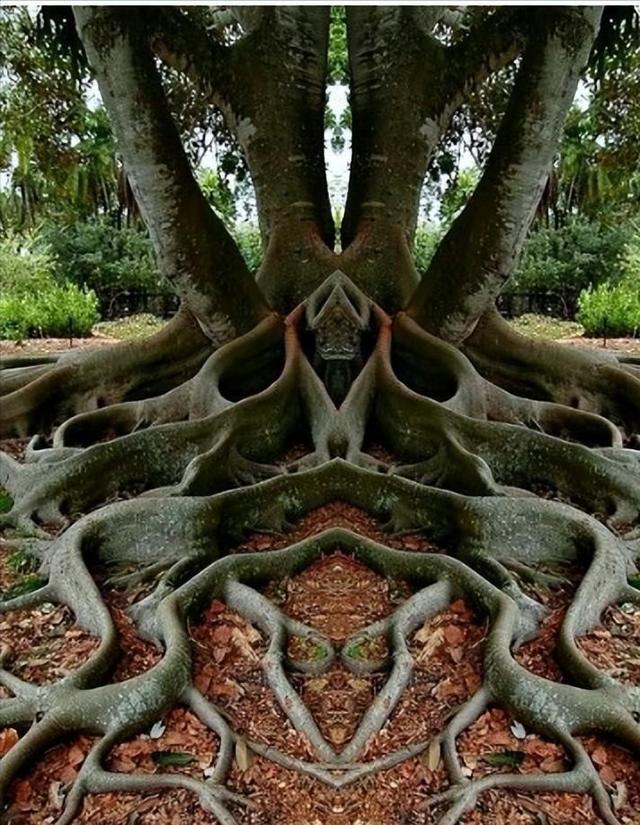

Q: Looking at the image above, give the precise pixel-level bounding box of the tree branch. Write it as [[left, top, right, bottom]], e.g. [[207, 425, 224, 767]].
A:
[[408, 7, 602, 342], [74, 7, 268, 342], [148, 8, 232, 106], [432, 7, 529, 118]]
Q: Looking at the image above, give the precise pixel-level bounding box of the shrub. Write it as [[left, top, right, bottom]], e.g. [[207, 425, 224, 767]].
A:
[[0, 283, 99, 339], [0, 240, 98, 339], [577, 224, 640, 337], [0, 236, 52, 293], [34, 219, 166, 297], [577, 279, 640, 337], [510, 216, 628, 294]]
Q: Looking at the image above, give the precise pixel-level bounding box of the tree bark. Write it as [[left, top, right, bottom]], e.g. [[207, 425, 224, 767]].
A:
[[407, 7, 602, 343], [74, 7, 268, 343], [339, 7, 441, 309], [341, 7, 529, 312], [223, 7, 335, 311], [7, 11, 640, 825]]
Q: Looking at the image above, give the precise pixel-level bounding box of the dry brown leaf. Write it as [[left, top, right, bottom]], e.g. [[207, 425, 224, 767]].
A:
[[598, 764, 616, 785], [427, 738, 441, 771], [231, 627, 260, 661], [591, 745, 609, 766], [235, 737, 252, 771], [415, 627, 444, 660], [0, 727, 19, 756], [443, 625, 465, 646]]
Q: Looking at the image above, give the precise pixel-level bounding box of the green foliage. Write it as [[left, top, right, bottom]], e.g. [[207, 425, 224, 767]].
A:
[[0, 236, 52, 292], [6, 548, 38, 574], [482, 751, 525, 768], [0, 239, 98, 339], [0, 8, 120, 229], [325, 105, 351, 153], [234, 225, 263, 273], [0, 284, 99, 340], [34, 220, 165, 296], [151, 752, 195, 767], [198, 169, 237, 225], [413, 225, 442, 274], [439, 169, 479, 226], [577, 279, 640, 337], [0, 489, 13, 514], [577, 229, 640, 335], [0, 574, 47, 601], [327, 7, 348, 85], [509, 217, 628, 294]]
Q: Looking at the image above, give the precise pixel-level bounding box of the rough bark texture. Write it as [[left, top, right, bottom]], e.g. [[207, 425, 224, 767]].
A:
[[408, 7, 602, 342], [2, 6, 640, 825], [74, 7, 268, 342]]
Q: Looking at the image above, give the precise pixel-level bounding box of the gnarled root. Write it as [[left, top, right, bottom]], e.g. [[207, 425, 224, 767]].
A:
[[0, 308, 211, 439], [2, 282, 640, 823], [464, 309, 640, 438]]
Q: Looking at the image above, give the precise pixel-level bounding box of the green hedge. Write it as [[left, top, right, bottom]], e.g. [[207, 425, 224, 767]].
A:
[[0, 240, 98, 339], [38, 219, 266, 288], [577, 280, 640, 337], [35, 220, 165, 296], [577, 225, 640, 337], [510, 216, 628, 294]]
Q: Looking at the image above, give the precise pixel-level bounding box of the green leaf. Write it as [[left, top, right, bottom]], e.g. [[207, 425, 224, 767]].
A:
[[0, 490, 13, 515], [629, 576, 640, 590], [482, 751, 525, 767], [151, 751, 194, 767]]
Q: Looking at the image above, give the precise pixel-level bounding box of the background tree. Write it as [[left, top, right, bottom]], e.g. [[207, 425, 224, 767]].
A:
[[2, 7, 640, 825]]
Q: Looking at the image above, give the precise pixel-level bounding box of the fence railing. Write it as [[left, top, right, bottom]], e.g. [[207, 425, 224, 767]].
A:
[[97, 288, 180, 320], [497, 289, 580, 320], [96, 287, 581, 322]]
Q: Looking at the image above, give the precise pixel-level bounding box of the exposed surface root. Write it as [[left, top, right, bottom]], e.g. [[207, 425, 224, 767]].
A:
[[0, 309, 212, 440], [1, 278, 640, 822]]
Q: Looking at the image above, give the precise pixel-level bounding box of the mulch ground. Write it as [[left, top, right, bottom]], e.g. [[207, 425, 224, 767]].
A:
[[1, 497, 640, 822], [0, 336, 117, 358]]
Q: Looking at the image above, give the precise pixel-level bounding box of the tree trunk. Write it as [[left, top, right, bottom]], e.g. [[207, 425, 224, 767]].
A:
[[224, 7, 335, 311], [408, 7, 602, 342], [75, 7, 268, 342]]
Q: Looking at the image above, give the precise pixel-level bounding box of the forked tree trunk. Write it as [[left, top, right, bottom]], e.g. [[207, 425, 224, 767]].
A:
[[74, 7, 268, 342], [408, 7, 602, 342]]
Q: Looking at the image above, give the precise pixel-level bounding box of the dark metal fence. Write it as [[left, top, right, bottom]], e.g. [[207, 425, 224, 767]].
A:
[[96, 287, 581, 322], [97, 289, 180, 320], [497, 289, 580, 320]]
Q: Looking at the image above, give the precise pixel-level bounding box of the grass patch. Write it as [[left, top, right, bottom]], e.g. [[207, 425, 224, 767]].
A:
[[0, 488, 13, 514], [508, 314, 584, 341], [94, 313, 165, 341], [7, 548, 38, 575], [0, 574, 47, 601]]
